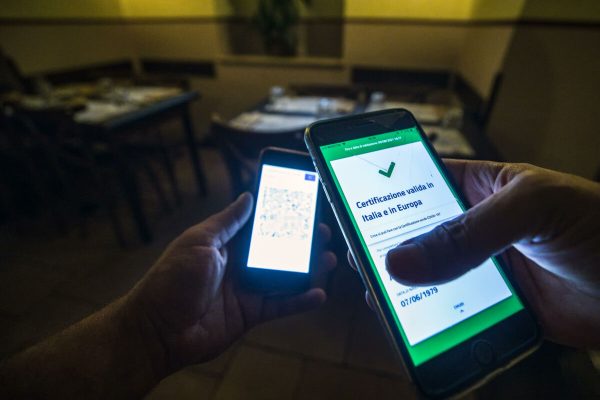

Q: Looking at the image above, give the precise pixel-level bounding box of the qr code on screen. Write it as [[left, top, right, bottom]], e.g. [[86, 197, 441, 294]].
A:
[[257, 187, 312, 239]]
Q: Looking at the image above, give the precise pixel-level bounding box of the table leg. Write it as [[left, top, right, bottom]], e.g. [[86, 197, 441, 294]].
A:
[[181, 107, 207, 196], [109, 137, 153, 243]]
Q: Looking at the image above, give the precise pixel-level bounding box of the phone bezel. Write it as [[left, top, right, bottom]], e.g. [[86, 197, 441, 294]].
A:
[[240, 147, 320, 293], [305, 109, 541, 398]]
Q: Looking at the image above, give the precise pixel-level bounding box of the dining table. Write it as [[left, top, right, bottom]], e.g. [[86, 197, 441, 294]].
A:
[[227, 86, 485, 160], [3, 83, 207, 243]]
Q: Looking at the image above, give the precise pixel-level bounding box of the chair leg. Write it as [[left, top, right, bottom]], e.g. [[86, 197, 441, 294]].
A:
[[110, 140, 153, 244], [181, 107, 207, 196], [80, 138, 128, 247], [44, 141, 75, 235], [26, 149, 69, 233], [105, 193, 127, 247], [0, 176, 12, 224], [156, 129, 182, 206], [217, 142, 244, 199], [139, 156, 171, 214], [93, 176, 127, 248], [20, 114, 72, 234]]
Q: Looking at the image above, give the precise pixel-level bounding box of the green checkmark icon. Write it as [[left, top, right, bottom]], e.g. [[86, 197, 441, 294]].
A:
[[379, 161, 396, 178]]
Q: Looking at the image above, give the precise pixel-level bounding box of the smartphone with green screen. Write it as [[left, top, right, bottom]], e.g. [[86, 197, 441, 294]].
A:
[[305, 109, 540, 398]]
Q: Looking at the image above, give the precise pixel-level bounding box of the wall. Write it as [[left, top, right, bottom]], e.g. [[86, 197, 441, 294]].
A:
[[0, 0, 526, 83], [0, 3, 546, 121], [344, 0, 518, 93], [0, 1, 516, 96], [0, 0, 220, 19], [2, 0, 521, 20], [481, 0, 600, 178], [343, 23, 467, 71], [520, 0, 600, 22], [1, 1, 599, 178], [486, 26, 600, 178], [457, 26, 514, 98], [345, 0, 473, 20], [0, 0, 515, 133], [0, 21, 474, 78]]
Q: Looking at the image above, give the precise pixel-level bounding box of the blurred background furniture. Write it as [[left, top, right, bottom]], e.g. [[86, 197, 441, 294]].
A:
[[0, 105, 126, 243], [212, 113, 306, 196], [1, 78, 206, 245], [215, 81, 484, 200], [73, 89, 206, 243]]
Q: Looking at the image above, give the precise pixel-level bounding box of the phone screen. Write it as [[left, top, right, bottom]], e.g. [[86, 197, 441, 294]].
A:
[[247, 164, 319, 274], [320, 126, 524, 366]]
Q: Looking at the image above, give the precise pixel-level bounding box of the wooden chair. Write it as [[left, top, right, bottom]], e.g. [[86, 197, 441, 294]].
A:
[[1, 106, 177, 246], [210, 114, 306, 197], [0, 108, 80, 234], [0, 48, 28, 93]]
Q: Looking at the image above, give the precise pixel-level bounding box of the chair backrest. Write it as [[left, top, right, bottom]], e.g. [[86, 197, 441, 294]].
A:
[[0, 49, 26, 93], [43, 59, 135, 85], [140, 58, 216, 78], [210, 114, 307, 195], [0, 109, 67, 218], [211, 114, 306, 158], [351, 66, 451, 87]]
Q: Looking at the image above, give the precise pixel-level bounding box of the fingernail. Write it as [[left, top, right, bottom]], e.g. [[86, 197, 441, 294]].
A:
[[386, 244, 427, 282], [236, 192, 254, 207], [238, 191, 251, 201]]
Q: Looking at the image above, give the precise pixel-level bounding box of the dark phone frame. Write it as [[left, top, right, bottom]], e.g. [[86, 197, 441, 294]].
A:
[[239, 147, 320, 293], [305, 109, 541, 398]]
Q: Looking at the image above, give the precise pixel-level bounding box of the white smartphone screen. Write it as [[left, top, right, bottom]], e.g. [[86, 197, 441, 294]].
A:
[[247, 164, 319, 273]]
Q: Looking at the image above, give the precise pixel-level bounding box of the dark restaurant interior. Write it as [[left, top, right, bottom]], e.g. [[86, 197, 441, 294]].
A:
[[0, 0, 599, 399]]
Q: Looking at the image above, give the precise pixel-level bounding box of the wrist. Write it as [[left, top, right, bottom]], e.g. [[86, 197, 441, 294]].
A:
[[115, 294, 171, 385]]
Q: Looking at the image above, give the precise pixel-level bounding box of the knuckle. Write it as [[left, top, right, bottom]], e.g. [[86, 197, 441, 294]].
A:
[[412, 217, 473, 267], [514, 168, 571, 206], [494, 162, 534, 189], [440, 218, 471, 255], [512, 162, 537, 171], [500, 165, 588, 236], [191, 246, 220, 264], [181, 222, 219, 246], [194, 230, 217, 246], [173, 246, 221, 281]]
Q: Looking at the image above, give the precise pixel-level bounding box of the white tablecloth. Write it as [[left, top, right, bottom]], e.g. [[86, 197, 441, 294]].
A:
[[421, 125, 475, 157], [264, 96, 356, 114], [366, 101, 446, 124], [229, 112, 316, 132]]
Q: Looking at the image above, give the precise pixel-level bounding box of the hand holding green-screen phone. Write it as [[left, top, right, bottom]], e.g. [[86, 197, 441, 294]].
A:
[[354, 159, 600, 348], [309, 109, 595, 397]]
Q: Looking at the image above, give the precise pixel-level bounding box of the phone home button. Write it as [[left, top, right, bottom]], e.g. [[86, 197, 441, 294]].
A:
[[472, 340, 495, 366]]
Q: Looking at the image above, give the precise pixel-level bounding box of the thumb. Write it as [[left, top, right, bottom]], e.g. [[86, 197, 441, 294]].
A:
[[198, 192, 254, 248], [386, 177, 537, 286]]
